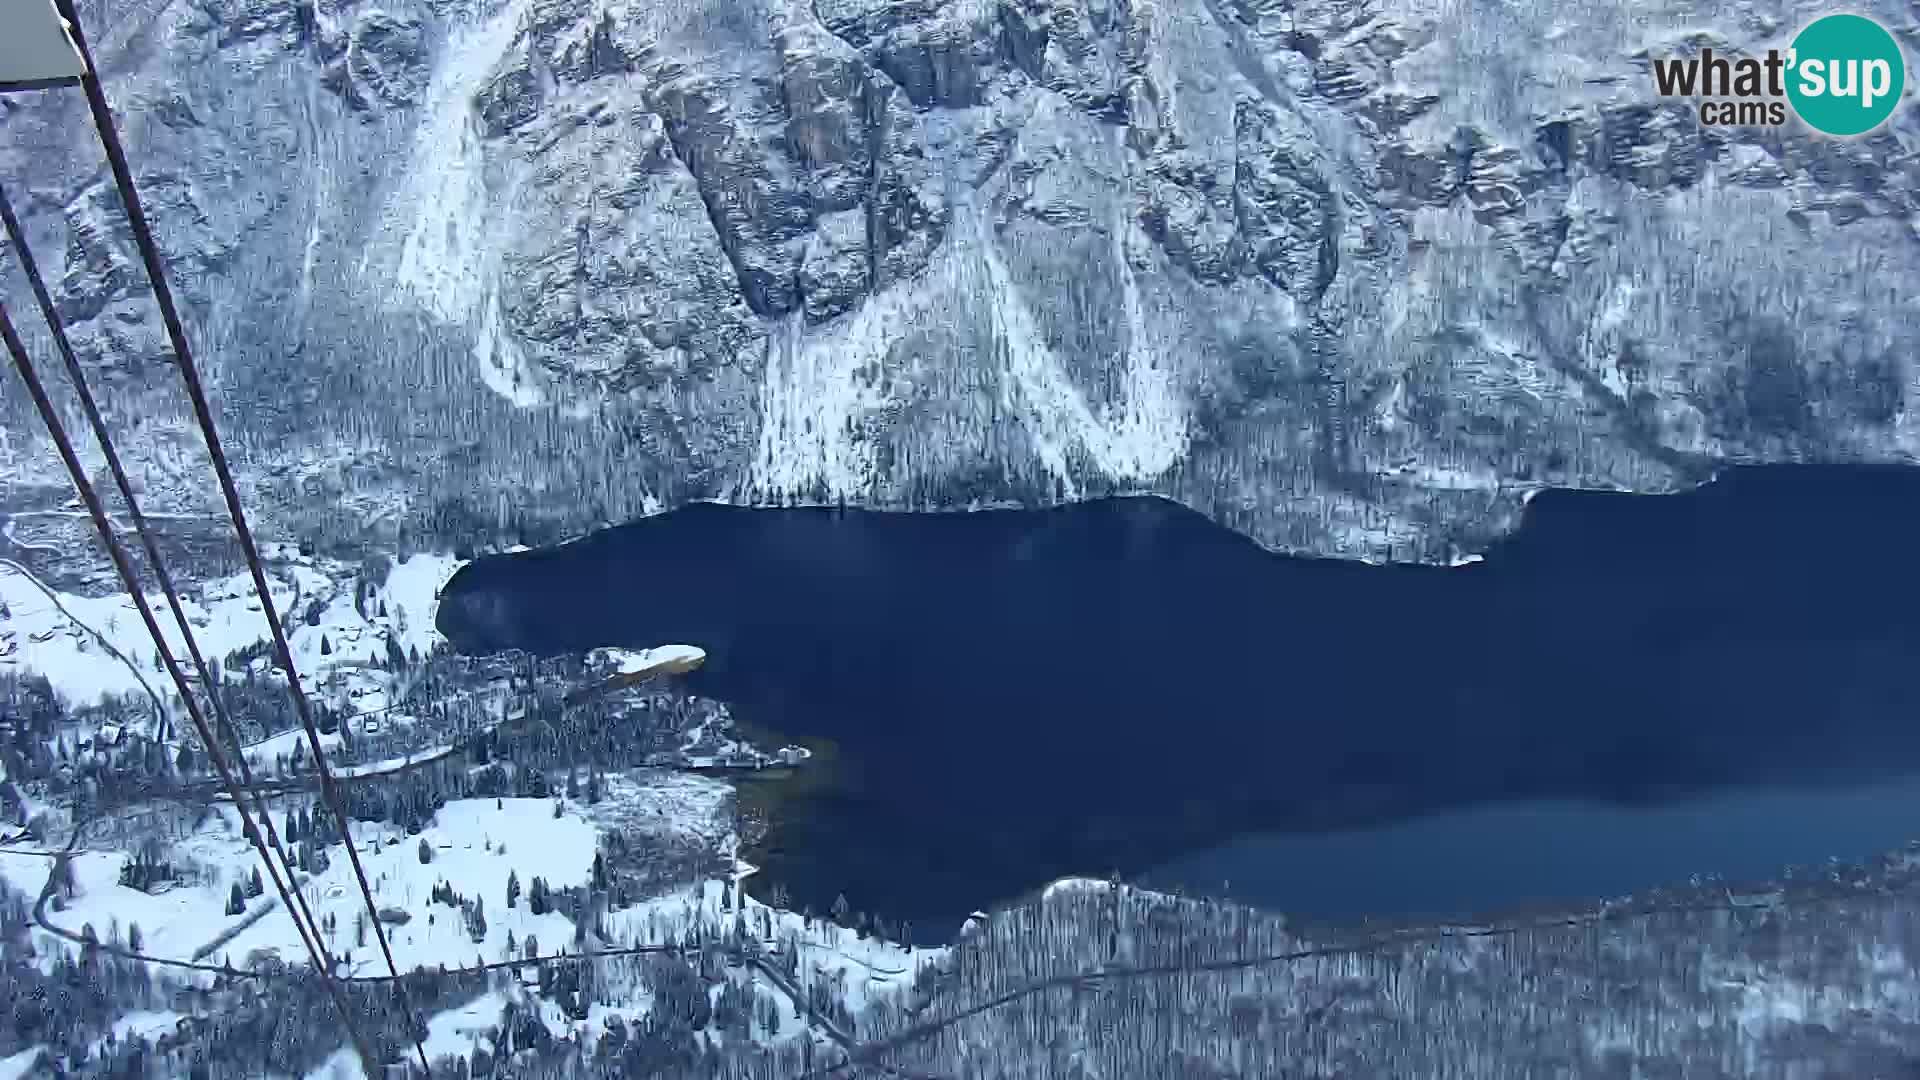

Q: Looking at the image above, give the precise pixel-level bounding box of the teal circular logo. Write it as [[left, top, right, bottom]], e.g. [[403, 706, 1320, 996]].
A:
[[1786, 14, 1907, 136]]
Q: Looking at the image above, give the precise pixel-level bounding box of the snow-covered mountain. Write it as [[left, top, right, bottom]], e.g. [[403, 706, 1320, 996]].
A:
[[1, 0, 1916, 562]]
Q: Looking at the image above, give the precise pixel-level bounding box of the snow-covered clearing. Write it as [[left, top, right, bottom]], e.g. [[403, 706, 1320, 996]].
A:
[[0, 770, 963, 1077], [0, 845, 208, 965], [0, 1047, 45, 1080], [304, 987, 632, 1079], [290, 780, 933, 1070], [380, 554, 462, 662], [95, 1011, 184, 1055], [303, 990, 518, 1078], [212, 797, 598, 976], [0, 551, 464, 714], [304, 1044, 366, 1077], [0, 560, 162, 710], [4, 797, 598, 976], [0, 534, 963, 1071], [304, 872, 943, 1077], [417, 991, 513, 1062]]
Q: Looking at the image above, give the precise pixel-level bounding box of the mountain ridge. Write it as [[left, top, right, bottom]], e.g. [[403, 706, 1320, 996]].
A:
[[0, 0, 1914, 563]]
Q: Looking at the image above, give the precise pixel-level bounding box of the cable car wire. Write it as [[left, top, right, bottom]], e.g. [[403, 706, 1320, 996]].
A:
[[48, 0, 435, 1070], [0, 297, 383, 1077], [0, 176, 335, 987]]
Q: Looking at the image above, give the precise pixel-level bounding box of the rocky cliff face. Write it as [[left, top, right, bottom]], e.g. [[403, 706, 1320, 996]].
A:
[[1, 0, 1916, 563]]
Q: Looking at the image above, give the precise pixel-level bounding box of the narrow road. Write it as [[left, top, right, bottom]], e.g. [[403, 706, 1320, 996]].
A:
[[92, 684, 524, 814], [749, 953, 857, 1047]]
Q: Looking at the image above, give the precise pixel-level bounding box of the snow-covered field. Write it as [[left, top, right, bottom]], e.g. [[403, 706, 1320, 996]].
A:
[[0, 1046, 44, 1080], [298, 870, 945, 1078], [1, 798, 597, 976], [2, 778, 941, 1076], [414, 992, 517, 1062], [0, 543, 949, 1073], [0, 550, 464, 714], [251, 798, 597, 976], [302, 987, 634, 1079], [93, 1011, 185, 1059], [382, 554, 463, 663], [3, 783, 936, 986], [0, 843, 207, 962]]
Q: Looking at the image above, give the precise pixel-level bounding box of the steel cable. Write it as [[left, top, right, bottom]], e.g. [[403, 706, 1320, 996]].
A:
[[49, 1, 435, 1070], [0, 298, 383, 1075], [0, 175, 336, 995]]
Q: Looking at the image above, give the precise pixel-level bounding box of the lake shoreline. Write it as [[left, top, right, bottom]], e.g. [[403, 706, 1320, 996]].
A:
[[439, 465, 1920, 940]]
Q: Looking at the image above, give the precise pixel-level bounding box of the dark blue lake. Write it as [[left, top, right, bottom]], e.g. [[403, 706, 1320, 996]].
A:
[[438, 466, 1920, 941]]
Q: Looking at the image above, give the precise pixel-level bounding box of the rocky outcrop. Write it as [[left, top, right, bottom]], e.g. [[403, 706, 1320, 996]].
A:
[[0, 0, 1915, 563]]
